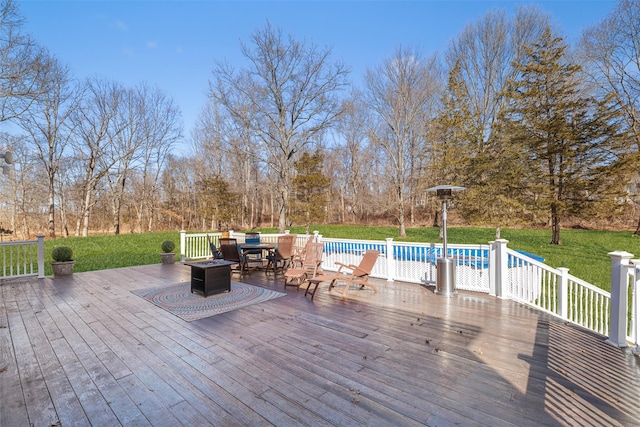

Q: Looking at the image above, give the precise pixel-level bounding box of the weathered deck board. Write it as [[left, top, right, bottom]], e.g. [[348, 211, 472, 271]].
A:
[[1, 263, 639, 426]]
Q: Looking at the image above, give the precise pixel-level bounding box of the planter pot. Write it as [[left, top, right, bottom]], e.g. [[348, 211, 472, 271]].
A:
[[52, 260, 75, 276], [160, 253, 176, 265]]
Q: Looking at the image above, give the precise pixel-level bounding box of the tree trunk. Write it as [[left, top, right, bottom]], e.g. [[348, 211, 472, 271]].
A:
[[81, 187, 93, 237], [550, 202, 561, 245], [47, 182, 56, 238], [57, 180, 69, 238], [397, 184, 407, 238]]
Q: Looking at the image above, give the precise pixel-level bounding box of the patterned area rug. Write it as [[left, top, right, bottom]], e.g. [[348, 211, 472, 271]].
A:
[[132, 282, 286, 322]]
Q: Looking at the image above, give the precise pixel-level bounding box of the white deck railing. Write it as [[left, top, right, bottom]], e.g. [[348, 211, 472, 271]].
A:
[[179, 230, 312, 261], [180, 231, 637, 348], [0, 235, 45, 280], [626, 261, 640, 352]]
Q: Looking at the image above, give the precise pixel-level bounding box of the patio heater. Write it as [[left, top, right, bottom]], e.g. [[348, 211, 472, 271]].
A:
[[427, 185, 465, 296]]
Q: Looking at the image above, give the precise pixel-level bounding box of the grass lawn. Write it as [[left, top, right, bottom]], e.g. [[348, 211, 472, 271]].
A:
[[44, 226, 640, 291], [44, 231, 181, 276]]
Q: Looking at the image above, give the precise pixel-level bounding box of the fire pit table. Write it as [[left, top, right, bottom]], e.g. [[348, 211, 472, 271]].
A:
[[184, 260, 236, 297]]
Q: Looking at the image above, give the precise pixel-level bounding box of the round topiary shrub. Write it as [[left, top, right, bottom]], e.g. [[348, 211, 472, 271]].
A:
[[52, 246, 73, 262], [161, 240, 175, 253]]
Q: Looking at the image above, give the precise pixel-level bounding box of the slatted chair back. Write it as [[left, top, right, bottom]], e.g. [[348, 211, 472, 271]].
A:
[[301, 242, 324, 274], [268, 234, 297, 274], [284, 242, 324, 288], [353, 250, 379, 279], [275, 234, 296, 260], [292, 235, 314, 267], [219, 239, 244, 272], [219, 237, 237, 247]]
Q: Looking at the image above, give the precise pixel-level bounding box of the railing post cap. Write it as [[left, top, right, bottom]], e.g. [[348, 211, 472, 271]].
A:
[[385, 237, 394, 242], [608, 251, 634, 259]]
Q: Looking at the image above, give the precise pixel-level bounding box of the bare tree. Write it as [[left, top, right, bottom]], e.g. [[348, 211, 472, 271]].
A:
[[582, 0, 640, 144], [193, 98, 262, 229], [581, 0, 640, 233], [0, 0, 50, 121], [136, 84, 181, 232], [105, 86, 144, 235], [191, 100, 226, 177], [364, 46, 440, 237], [210, 22, 349, 232], [445, 6, 550, 149], [0, 132, 45, 238], [105, 83, 181, 235], [71, 78, 126, 237], [330, 92, 377, 223], [15, 57, 79, 237]]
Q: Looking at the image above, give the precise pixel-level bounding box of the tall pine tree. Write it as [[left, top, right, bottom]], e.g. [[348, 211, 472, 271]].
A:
[[500, 28, 631, 244]]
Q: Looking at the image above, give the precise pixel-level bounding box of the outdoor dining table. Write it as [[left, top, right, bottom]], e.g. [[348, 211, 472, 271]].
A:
[[238, 243, 276, 272]]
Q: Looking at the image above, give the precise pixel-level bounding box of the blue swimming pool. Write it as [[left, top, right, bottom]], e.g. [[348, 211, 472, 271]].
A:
[[323, 241, 543, 269]]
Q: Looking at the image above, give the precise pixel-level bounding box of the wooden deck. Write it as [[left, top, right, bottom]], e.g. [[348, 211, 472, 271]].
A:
[[1, 263, 639, 426]]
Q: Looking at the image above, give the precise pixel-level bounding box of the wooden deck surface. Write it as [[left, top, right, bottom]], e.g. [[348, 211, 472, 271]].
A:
[[1, 263, 639, 426]]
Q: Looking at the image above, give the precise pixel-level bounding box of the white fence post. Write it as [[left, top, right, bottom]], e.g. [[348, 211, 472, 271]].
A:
[[631, 260, 640, 355], [607, 251, 633, 347], [385, 238, 394, 282], [490, 239, 509, 298], [37, 234, 45, 279], [558, 267, 569, 320], [180, 230, 186, 262]]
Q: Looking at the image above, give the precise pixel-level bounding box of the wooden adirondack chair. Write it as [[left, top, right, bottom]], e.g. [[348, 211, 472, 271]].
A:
[[284, 242, 324, 289], [306, 250, 380, 299]]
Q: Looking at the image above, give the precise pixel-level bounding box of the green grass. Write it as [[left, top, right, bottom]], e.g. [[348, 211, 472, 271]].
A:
[[44, 231, 181, 276], [44, 226, 640, 291]]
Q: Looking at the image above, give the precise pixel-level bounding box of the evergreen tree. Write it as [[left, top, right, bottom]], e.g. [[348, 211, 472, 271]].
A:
[[430, 60, 473, 186], [500, 27, 631, 244], [197, 175, 241, 230], [291, 152, 331, 233], [433, 60, 529, 226]]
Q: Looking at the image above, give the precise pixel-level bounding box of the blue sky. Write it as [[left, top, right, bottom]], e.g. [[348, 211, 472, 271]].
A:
[[19, 1, 615, 154]]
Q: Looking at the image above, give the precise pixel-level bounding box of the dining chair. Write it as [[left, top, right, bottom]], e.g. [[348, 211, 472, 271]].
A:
[[267, 234, 297, 274], [219, 238, 247, 274]]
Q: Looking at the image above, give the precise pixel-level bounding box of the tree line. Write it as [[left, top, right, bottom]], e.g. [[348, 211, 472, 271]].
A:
[[1, 0, 639, 245]]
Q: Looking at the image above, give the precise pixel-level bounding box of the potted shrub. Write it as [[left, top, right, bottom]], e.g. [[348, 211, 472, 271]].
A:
[[51, 246, 75, 276], [160, 240, 176, 264]]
